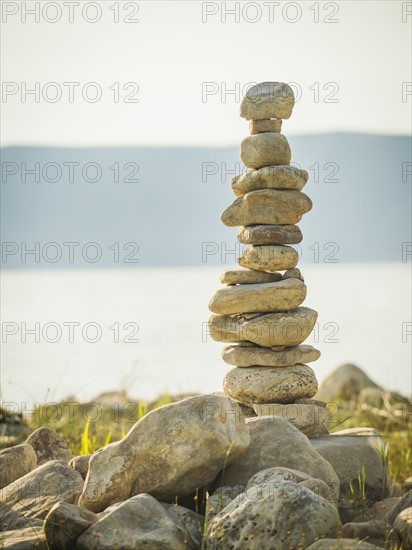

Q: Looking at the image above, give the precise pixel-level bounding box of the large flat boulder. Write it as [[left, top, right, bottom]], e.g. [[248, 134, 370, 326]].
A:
[[79, 395, 250, 512]]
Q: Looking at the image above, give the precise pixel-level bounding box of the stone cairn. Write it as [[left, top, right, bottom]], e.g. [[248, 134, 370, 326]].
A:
[[208, 82, 328, 435]]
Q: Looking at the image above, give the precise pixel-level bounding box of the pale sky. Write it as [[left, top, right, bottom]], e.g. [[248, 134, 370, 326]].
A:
[[1, 1, 411, 146]]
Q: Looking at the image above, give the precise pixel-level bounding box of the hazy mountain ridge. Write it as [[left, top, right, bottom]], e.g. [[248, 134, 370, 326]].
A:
[[1, 133, 411, 268]]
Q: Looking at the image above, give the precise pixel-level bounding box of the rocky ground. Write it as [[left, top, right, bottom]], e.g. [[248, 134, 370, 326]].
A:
[[0, 364, 411, 549]]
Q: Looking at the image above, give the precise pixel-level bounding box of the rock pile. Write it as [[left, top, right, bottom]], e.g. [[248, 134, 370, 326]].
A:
[[208, 82, 327, 434]]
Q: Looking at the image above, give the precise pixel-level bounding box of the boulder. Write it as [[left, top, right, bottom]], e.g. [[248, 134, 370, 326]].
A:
[[69, 454, 91, 480], [393, 507, 412, 547], [283, 267, 304, 281], [26, 427, 73, 465], [221, 416, 340, 503], [237, 224, 302, 245], [231, 165, 308, 196], [206, 479, 340, 549], [206, 485, 245, 519], [351, 497, 400, 522], [383, 489, 412, 524], [221, 189, 312, 227], [161, 503, 204, 549], [241, 133, 291, 169], [44, 502, 98, 549], [223, 364, 318, 406], [77, 494, 189, 550], [246, 467, 334, 504], [240, 82, 295, 120], [238, 245, 299, 271], [208, 307, 318, 347], [222, 344, 320, 367], [310, 428, 391, 522], [78, 395, 250, 512], [317, 364, 381, 402], [0, 460, 84, 531], [208, 278, 306, 315], [0, 443, 37, 489], [341, 519, 400, 548], [220, 269, 282, 285]]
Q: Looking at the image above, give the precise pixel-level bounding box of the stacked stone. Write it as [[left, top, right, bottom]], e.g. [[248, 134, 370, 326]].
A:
[[208, 82, 328, 434]]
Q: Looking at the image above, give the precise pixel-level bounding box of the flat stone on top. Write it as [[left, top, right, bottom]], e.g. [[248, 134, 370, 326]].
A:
[[241, 133, 291, 170], [208, 278, 306, 315], [221, 189, 312, 227], [222, 344, 320, 367], [231, 165, 308, 196], [237, 225, 303, 246], [238, 245, 299, 271], [220, 269, 282, 285], [240, 82, 295, 120]]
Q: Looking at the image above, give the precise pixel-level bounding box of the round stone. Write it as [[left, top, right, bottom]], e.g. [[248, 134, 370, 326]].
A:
[[220, 269, 282, 285], [222, 344, 321, 367], [231, 165, 308, 196], [241, 133, 291, 170], [249, 119, 282, 134], [240, 82, 295, 120], [223, 364, 318, 406], [238, 245, 299, 271], [208, 278, 306, 315], [222, 189, 312, 227], [208, 307, 318, 347], [237, 225, 303, 246]]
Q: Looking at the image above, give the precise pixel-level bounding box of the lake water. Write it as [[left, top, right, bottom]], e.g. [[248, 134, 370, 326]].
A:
[[1, 263, 411, 407]]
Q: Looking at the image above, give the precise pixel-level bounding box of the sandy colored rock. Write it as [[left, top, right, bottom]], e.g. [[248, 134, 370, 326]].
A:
[[208, 307, 318, 347], [206, 479, 340, 550], [26, 427, 73, 465], [77, 494, 188, 550], [240, 82, 295, 120], [222, 416, 340, 503], [249, 118, 282, 134], [44, 502, 98, 549], [0, 460, 84, 531], [253, 402, 328, 435], [246, 466, 334, 504], [78, 395, 249, 513], [232, 165, 308, 196], [69, 454, 91, 480], [237, 224, 303, 245], [283, 267, 304, 281], [220, 269, 282, 285], [222, 189, 312, 227], [0, 443, 37, 489], [0, 526, 46, 549], [209, 278, 306, 315], [223, 364, 318, 406], [241, 133, 291, 169], [222, 343, 320, 367], [238, 244, 299, 271]]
